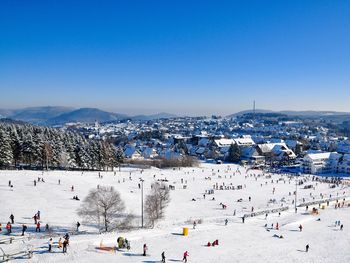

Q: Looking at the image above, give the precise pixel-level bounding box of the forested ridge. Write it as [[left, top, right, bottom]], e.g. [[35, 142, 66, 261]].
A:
[[0, 122, 123, 170]]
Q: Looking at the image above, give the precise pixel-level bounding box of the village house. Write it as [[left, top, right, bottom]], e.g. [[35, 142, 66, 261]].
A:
[[302, 152, 340, 174]]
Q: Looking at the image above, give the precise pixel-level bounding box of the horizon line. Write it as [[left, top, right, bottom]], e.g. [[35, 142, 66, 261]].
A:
[[1, 105, 350, 117]]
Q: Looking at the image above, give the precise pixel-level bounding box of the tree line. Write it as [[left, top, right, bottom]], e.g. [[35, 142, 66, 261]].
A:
[[0, 122, 124, 170]]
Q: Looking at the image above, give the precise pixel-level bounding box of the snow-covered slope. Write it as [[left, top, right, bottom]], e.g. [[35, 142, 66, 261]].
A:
[[0, 164, 349, 262]]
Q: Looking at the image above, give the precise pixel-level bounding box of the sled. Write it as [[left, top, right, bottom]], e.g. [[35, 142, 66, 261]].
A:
[[96, 246, 117, 252]]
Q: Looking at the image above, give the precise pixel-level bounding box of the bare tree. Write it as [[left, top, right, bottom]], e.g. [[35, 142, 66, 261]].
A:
[[145, 182, 171, 228], [42, 142, 53, 170], [78, 186, 125, 232]]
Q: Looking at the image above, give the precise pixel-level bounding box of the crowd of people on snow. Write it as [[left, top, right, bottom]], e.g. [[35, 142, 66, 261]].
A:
[[1, 209, 83, 255]]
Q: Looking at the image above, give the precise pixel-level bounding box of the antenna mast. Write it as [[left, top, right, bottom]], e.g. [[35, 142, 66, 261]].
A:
[[253, 100, 256, 123]]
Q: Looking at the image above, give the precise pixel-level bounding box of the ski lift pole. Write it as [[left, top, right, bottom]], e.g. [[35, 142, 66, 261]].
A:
[[140, 178, 144, 228]]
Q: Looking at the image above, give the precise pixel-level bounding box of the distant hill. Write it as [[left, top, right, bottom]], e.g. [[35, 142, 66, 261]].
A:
[[228, 109, 350, 118], [0, 118, 28, 125], [227, 109, 274, 118], [131, 112, 177, 121], [4, 106, 350, 125], [46, 108, 128, 125], [279, 110, 350, 116], [9, 106, 74, 124], [0, 109, 16, 119], [0, 106, 178, 125]]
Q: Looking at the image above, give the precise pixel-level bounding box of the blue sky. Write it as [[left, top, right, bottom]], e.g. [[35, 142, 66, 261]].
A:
[[1, 0, 350, 115]]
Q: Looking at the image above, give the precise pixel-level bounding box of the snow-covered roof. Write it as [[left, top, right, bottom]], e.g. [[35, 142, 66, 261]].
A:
[[214, 139, 235, 147], [234, 137, 255, 146], [305, 152, 332, 161]]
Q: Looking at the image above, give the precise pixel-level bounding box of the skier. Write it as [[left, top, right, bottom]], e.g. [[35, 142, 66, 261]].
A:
[[193, 221, 197, 229], [58, 237, 63, 248], [63, 238, 68, 253], [306, 244, 309, 252], [33, 214, 38, 224], [64, 233, 70, 245], [183, 251, 189, 263], [299, 224, 303, 232], [143, 243, 147, 256], [9, 214, 14, 224], [340, 224, 343, 231], [34, 180, 36, 186], [6, 222, 11, 234], [58, 179, 60, 185], [161, 251, 166, 262], [36, 222, 41, 232], [225, 219, 228, 226], [22, 224, 27, 236], [8, 180, 11, 187], [48, 238, 53, 252], [126, 239, 131, 250], [37, 210, 41, 220], [76, 221, 81, 232], [242, 216, 245, 223]]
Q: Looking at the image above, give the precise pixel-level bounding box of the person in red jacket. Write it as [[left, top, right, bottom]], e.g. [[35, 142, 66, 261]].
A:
[[6, 222, 12, 234], [36, 222, 41, 232], [183, 251, 189, 262]]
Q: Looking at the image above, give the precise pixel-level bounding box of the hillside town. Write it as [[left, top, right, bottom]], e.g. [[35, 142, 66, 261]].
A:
[[62, 112, 350, 176]]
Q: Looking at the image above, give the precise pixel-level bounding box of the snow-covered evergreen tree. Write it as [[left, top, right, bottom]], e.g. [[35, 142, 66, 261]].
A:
[[9, 126, 22, 167], [0, 122, 114, 170], [0, 129, 13, 167], [22, 133, 36, 166]]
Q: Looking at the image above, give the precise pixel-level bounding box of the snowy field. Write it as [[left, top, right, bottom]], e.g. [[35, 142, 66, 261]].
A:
[[0, 163, 350, 263]]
